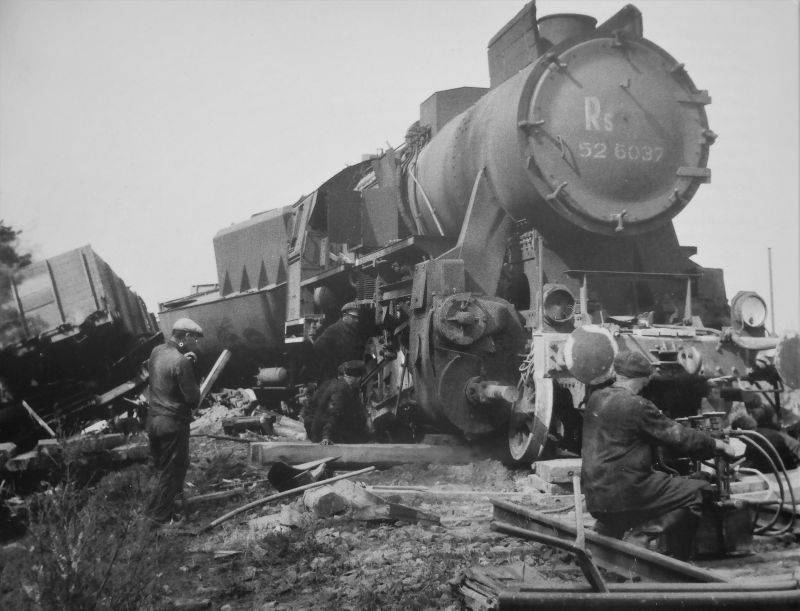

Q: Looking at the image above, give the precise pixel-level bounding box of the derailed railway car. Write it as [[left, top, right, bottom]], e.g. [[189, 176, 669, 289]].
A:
[[0, 245, 159, 438], [161, 2, 795, 462]]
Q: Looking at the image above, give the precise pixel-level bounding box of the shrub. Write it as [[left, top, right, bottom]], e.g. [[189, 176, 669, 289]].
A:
[[0, 467, 166, 610]]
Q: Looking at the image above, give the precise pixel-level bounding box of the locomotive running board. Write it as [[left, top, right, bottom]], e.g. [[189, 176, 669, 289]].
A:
[[490, 499, 727, 583]]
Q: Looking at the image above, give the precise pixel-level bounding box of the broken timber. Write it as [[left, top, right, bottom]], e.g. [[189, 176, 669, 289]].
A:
[[201, 466, 375, 532], [250, 441, 484, 468], [2, 435, 132, 472], [491, 499, 727, 583]]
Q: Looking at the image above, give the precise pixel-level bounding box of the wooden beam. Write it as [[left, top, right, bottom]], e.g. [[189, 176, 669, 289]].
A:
[[21, 400, 56, 437], [250, 441, 485, 468], [198, 349, 231, 406]]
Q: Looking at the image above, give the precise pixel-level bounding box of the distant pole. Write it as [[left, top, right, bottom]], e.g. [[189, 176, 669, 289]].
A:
[[768, 247, 775, 333]]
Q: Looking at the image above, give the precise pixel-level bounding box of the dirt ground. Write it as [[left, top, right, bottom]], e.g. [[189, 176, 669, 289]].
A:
[[5, 388, 800, 609], [0, 435, 584, 610]]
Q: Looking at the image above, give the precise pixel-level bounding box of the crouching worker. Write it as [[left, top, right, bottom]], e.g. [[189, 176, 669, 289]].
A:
[[144, 318, 202, 526], [581, 351, 737, 559], [303, 360, 369, 445]]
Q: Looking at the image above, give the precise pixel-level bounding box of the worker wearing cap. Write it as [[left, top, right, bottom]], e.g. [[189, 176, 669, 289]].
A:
[[144, 317, 203, 526], [313, 302, 364, 380], [303, 360, 369, 445], [581, 350, 737, 559]]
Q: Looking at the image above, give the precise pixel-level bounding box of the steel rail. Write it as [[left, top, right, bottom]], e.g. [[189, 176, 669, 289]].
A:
[[490, 499, 727, 583], [496, 589, 800, 609]]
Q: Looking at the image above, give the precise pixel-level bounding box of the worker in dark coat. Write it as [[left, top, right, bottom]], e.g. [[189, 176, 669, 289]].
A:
[[302, 360, 369, 445], [581, 351, 736, 559], [313, 303, 364, 381], [144, 318, 202, 526]]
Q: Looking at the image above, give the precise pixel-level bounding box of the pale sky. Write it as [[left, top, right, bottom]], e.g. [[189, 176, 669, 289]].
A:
[[1, 0, 798, 333]]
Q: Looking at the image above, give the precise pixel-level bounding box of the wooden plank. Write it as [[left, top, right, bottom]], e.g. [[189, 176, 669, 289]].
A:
[[4, 449, 43, 472], [532, 458, 582, 483], [63, 433, 127, 452], [198, 349, 232, 406], [491, 499, 728, 583], [108, 442, 150, 462], [523, 473, 573, 495], [249, 441, 484, 468], [21, 400, 56, 437]]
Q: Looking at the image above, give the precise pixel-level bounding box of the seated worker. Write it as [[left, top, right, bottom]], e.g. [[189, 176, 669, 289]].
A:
[[582, 351, 737, 559], [313, 303, 364, 381], [731, 413, 800, 472], [302, 360, 369, 445]]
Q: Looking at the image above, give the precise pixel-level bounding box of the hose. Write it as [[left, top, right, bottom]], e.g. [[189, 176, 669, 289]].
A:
[[735, 429, 797, 534], [732, 431, 796, 534], [738, 467, 777, 503], [730, 434, 784, 533]]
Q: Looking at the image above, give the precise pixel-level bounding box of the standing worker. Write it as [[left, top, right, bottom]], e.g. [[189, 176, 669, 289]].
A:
[[144, 317, 203, 526], [313, 302, 364, 380], [581, 351, 738, 559]]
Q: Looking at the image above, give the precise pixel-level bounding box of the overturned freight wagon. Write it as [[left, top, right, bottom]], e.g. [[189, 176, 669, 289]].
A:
[[0, 245, 159, 441], [160, 2, 797, 462]]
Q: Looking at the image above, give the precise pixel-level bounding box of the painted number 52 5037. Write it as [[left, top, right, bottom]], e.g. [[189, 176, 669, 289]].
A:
[[578, 142, 663, 162]]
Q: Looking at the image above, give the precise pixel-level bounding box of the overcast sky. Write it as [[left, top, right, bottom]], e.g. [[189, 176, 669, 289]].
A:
[[1, 0, 798, 333]]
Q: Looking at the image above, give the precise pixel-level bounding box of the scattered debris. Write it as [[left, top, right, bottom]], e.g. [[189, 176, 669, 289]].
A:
[[201, 466, 376, 532], [221, 414, 274, 436], [303, 485, 349, 518], [352, 503, 441, 525], [267, 458, 334, 492]]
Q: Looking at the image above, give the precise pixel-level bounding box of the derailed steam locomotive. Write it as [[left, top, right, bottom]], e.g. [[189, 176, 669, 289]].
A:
[[160, 2, 793, 463]]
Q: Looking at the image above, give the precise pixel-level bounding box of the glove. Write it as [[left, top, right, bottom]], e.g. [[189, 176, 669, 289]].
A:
[[715, 438, 744, 461], [184, 351, 198, 364], [320, 438, 333, 446]]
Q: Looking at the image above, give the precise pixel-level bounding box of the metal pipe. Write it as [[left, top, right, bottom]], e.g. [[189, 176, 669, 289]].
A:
[[683, 275, 692, 324], [538, 235, 545, 330], [515, 580, 800, 593], [731, 433, 784, 533], [491, 498, 727, 583], [768, 246, 775, 333], [407, 166, 446, 236], [579, 272, 588, 325], [497, 589, 800, 608]]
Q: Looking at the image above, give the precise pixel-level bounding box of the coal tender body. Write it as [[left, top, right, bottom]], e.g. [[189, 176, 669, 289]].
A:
[[160, 3, 788, 462]]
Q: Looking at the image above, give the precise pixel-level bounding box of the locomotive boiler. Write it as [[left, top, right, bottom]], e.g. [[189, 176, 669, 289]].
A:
[[160, 2, 792, 463]]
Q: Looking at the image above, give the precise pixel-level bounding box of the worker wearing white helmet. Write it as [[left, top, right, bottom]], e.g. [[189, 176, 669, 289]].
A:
[[143, 317, 203, 526]]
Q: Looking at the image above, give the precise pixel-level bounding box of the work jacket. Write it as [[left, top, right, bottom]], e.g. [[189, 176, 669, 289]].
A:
[[147, 340, 200, 423], [306, 378, 368, 443], [581, 385, 716, 515], [313, 318, 363, 380]]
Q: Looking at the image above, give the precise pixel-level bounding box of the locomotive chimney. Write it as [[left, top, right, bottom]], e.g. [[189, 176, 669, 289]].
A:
[[487, 2, 597, 89], [536, 13, 597, 47]]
